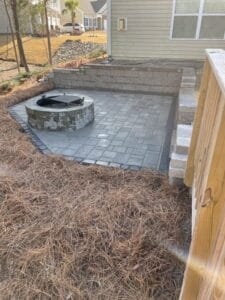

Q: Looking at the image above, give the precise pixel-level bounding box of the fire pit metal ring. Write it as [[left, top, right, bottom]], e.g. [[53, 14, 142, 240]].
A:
[[25, 92, 94, 131]]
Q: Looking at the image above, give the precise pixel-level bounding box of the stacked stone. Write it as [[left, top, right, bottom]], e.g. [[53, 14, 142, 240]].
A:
[[53, 64, 182, 96], [169, 68, 197, 185]]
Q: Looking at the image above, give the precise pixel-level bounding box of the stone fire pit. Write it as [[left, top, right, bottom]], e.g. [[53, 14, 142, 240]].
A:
[[25, 92, 94, 131]]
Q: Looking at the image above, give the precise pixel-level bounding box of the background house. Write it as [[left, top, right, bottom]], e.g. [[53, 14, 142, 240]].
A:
[[0, 0, 107, 34], [60, 0, 107, 31], [0, 0, 61, 34], [108, 0, 225, 60], [91, 0, 107, 30], [44, 0, 61, 31]]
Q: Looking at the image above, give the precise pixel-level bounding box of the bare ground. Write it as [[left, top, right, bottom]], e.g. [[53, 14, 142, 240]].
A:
[[0, 60, 42, 83], [0, 81, 191, 300]]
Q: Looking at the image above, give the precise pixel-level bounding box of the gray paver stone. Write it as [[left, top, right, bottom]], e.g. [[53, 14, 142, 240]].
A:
[[10, 88, 174, 171]]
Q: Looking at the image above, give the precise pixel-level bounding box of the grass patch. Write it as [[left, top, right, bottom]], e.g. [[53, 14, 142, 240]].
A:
[[16, 72, 33, 83]]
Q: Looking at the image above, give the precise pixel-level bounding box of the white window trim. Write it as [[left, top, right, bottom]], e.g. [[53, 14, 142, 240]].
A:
[[84, 16, 97, 29], [107, 0, 112, 56], [170, 0, 225, 40]]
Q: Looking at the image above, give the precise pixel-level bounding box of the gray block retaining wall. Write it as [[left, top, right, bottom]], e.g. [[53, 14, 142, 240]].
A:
[[53, 64, 183, 96]]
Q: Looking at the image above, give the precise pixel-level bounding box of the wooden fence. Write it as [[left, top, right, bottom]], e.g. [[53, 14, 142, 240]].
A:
[[180, 49, 225, 299]]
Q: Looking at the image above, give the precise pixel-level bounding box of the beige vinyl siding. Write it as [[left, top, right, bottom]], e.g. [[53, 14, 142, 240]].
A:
[[111, 0, 225, 60]]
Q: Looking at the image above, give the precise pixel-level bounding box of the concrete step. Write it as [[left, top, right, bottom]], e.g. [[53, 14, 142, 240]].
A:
[[170, 152, 188, 169], [176, 138, 190, 155], [177, 124, 193, 138], [178, 90, 197, 124], [182, 76, 196, 84], [169, 165, 185, 185], [170, 129, 177, 157], [182, 67, 196, 78], [181, 81, 196, 88], [181, 68, 196, 88], [175, 124, 193, 155], [169, 68, 196, 186]]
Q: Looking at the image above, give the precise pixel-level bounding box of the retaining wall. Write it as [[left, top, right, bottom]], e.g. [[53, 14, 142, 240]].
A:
[[53, 64, 183, 96]]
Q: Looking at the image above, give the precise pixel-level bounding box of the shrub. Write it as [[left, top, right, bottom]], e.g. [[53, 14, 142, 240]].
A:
[[16, 72, 33, 84], [88, 49, 107, 59], [0, 82, 12, 93]]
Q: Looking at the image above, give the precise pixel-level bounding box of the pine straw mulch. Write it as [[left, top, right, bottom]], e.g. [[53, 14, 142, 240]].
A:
[[0, 81, 191, 300]]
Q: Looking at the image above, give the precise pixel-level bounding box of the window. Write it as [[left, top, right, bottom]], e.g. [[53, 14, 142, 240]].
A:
[[117, 18, 127, 31], [84, 17, 89, 27], [50, 0, 57, 9], [84, 17, 97, 29], [204, 0, 225, 13], [171, 0, 225, 39], [175, 0, 200, 14], [89, 18, 93, 28], [173, 16, 198, 38]]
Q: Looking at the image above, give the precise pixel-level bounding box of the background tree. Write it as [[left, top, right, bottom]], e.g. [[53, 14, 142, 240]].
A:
[[10, 0, 29, 72], [2, 0, 20, 73], [62, 0, 79, 26], [17, 0, 30, 34], [29, 1, 45, 36], [43, 0, 52, 65]]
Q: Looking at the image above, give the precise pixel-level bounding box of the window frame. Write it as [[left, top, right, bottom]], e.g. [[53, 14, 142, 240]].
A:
[[84, 16, 97, 29], [170, 0, 225, 40]]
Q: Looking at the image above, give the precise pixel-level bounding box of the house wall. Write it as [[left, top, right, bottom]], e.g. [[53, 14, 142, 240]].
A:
[[111, 0, 225, 60]]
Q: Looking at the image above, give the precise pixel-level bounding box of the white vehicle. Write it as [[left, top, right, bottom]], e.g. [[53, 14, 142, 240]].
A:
[[62, 23, 85, 34], [62, 23, 74, 33], [74, 23, 85, 34]]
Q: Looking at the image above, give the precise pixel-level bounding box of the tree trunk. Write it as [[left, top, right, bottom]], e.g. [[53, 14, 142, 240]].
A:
[[3, 0, 20, 73], [44, 0, 52, 65], [10, 0, 29, 72], [72, 12, 75, 27]]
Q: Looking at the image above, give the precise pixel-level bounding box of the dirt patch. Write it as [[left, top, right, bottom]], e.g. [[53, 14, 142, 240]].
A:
[[0, 60, 42, 83], [0, 83, 191, 300]]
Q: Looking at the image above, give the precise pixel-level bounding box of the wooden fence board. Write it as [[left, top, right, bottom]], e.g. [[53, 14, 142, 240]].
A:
[[185, 61, 211, 187], [180, 50, 225, 299]]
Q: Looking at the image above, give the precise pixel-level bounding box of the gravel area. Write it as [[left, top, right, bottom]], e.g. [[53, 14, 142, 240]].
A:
[[53, 40, 105, 64]]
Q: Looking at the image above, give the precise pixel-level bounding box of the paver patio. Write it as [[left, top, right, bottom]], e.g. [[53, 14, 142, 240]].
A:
[[10, 89, 176, 171]]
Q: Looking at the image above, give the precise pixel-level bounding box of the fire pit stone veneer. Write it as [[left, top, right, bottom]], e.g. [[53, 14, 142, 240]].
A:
[[25, 92, 94, 131]]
